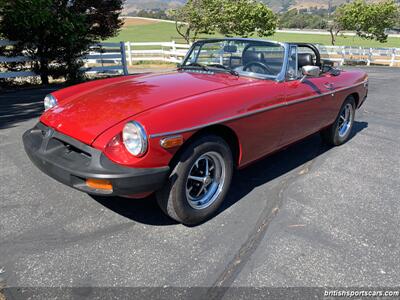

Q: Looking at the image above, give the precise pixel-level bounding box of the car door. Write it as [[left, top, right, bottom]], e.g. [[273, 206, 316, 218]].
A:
[[279, 47, 336, 146], [227, 79, 287, 166]]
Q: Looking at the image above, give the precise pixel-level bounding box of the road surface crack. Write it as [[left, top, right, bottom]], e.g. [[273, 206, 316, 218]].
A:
[[205, 147, 321, 299]]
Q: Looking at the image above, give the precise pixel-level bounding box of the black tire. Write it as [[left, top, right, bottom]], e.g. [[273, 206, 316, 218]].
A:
[[321, 96, 356, 146], [156, 134, 233, 225]]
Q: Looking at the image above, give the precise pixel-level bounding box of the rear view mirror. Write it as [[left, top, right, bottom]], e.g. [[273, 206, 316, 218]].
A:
[[300, 65, 320, 82]]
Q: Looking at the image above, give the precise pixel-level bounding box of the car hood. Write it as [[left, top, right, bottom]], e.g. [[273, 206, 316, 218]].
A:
[[40, 71, 252, 145]]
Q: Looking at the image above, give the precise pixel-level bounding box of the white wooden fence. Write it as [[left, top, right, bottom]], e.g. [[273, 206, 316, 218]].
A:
[[125, 41, 191, 64], [0, 39, 37, 79], [317, 45, 400, 67], [0, 41, 128, 79], [1, 40, 399, 80], [122, 41, 400, 67], [82, 42, 128, 75]]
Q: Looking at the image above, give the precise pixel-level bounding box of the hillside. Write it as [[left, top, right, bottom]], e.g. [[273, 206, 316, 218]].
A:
[[111, 17, 400, 47], [123, 0, 185, 14], [123, 0, 351, 14]]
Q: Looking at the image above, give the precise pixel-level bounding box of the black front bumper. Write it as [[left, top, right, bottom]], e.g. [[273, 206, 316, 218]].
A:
[[22, 123, 169, 196]]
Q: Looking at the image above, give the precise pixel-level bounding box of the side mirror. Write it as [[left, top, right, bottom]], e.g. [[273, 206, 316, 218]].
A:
[[300, 65, 320, 82]]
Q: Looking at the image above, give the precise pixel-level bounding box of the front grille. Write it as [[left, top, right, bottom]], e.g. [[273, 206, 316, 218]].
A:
[[35, 123, 93, 167], [55, 138, 92, 159]]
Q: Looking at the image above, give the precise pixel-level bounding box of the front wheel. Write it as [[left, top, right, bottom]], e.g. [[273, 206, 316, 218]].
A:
[[321, 96, 356, 146], [156, 134, 233, 225]]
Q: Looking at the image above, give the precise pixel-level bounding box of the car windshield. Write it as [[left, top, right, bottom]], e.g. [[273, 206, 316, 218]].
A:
[[181, 39, 286, 80]]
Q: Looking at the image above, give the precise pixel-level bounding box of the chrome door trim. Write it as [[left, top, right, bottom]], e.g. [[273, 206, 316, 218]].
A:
[[149, 80, 367, 139]]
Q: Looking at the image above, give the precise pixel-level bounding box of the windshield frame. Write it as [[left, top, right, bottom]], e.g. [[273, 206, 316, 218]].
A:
[[181, 38, 290, 82]]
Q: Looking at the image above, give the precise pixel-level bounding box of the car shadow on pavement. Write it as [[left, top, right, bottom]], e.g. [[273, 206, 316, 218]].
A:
[[91, 121, 368, 227], [221, 121, 369, 213], [92, 194, 179, 226], [0, 86, 62, 129]]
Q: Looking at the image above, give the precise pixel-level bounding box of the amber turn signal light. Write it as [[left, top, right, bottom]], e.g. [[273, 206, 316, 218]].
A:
[[86, 178, 113, 191], [160, 135, 184, 149]]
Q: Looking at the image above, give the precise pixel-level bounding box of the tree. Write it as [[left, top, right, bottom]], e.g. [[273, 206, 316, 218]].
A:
[[328, 0, 399, 45], [170, 0, 277, 43], [0, 0, 123, 84], [136, 9, 171, 20], [169, 0, 219, 43], [278, 9, 328, 30], [217, 0, 277, 38]]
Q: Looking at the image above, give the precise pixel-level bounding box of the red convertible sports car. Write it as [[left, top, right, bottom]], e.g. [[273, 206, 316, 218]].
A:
[[23, 38, 368, 225]]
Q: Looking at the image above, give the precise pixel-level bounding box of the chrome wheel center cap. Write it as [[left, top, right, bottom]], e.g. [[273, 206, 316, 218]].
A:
[[204, 176, 212, 185]]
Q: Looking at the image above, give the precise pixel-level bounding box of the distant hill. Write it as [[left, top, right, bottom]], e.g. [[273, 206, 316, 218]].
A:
[[123, 0, 186, 15], [123, 0, 351, 15]]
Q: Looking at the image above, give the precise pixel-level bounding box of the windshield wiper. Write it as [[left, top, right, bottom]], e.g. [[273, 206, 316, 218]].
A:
[[207, 64, 239, 77], [179, 63, 210, 72]]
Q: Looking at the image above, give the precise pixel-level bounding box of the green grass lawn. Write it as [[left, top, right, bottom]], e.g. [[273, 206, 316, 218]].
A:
[[272, 32, 400, 48], [107, 22, 400, 48]]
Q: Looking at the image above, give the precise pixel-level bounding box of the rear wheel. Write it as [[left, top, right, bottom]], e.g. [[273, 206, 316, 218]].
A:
[[156, 134, 233, 225], [321, 96, 356, 146]]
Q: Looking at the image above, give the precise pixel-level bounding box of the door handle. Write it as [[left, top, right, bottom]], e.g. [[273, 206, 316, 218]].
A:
[[324, 83, 335, 90]]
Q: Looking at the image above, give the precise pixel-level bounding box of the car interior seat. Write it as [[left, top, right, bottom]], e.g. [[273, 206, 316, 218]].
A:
[[242, 50, 265, 66]]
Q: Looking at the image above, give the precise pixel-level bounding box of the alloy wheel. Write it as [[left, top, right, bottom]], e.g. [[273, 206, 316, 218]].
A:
[[185, 151, 226, 210], [338, 103, 354, 138]]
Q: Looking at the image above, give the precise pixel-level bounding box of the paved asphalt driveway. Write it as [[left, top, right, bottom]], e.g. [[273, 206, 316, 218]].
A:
[[0, 67, 399, 296]]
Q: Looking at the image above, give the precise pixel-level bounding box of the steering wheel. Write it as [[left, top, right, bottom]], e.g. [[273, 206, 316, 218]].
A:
[[243, 62, 273, 75]]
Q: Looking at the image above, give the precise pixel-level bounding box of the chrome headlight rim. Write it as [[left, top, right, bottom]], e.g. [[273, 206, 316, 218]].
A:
[[44, 94, 58, 111], [122, 121, 148, 157]]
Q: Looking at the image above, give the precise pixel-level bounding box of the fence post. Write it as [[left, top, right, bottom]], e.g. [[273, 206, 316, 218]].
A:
[[100, 44, 104, 71], [390, 48, 396, 67], [127, 42, 132, 66], [341, 46, 345, 66], [367, 48, 372, 66], [171, 40, 177, 62], [120, 41, 129, 75]]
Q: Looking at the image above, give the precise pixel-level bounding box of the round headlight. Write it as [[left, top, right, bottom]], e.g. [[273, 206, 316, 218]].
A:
[[122, 121, 148, 157], [44, 94, 58, 111]]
